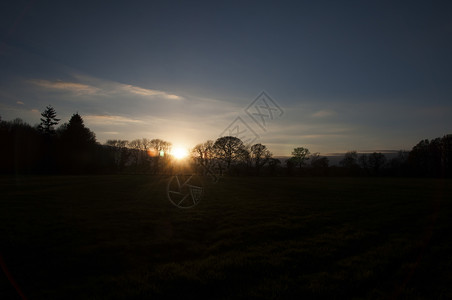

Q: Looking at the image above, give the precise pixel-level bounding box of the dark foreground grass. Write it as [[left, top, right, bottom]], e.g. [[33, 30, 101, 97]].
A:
[[1, 175, 451, 299]]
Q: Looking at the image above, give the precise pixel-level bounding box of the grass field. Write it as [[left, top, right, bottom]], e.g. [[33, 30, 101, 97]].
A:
[[1, 175, 451, 299]]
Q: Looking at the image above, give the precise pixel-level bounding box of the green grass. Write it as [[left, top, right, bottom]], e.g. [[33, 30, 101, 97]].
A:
[[1, 175, 451, 299]]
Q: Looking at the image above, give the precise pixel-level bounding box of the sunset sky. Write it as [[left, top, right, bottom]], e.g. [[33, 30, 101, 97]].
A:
[[1, 1, 451, 155]]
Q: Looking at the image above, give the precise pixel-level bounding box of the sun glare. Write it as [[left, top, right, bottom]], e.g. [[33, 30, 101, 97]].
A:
[[172, 147, 188, 159]]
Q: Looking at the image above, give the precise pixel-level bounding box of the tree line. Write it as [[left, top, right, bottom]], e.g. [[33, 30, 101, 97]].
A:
[[1, 106, 451, 177]]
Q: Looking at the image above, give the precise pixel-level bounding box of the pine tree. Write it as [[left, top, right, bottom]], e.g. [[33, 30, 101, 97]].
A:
[[38, 105, 60, 135], [60, 113, 96, 150], [58, 113, 97, 173]]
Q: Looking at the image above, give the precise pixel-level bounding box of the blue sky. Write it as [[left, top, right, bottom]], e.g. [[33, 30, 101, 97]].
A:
[[1, 0, 451, 155]]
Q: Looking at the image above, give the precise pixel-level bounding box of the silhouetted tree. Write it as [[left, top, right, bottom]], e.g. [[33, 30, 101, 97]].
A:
[[339, 151, 359, 176], [408, 135, 452, 177], [35, 106, 61, 172], [213, 136, 246, 171], [340, 151, 358, 168], [58, 113, 97, 173], [358, 154, 369, 174], [150, 139, 172, 173], [290, 147, 310, 169], [267, 158, 281, 176], [61, 113, 96, 145], [105, 139, 130, 172], [250, 143, 272, 175], [441, 134, 452, 176], [367, 152, 386, 175], [234, 146, 252, 175], [150, 139, 172, 156], [128, 139, 145, 167], [191, 140, 218, 174], [127, 138, 152, 171], [0, 118, 43, 174], [310, 153, 329, 176], [286, 157, 296, 176], [38, 105, 60, 136], [387, 150, 409, 176], [128, 139, 142, 167]]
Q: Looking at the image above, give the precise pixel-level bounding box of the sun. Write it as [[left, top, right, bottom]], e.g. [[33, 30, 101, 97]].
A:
[[172, 147, 188, 159]]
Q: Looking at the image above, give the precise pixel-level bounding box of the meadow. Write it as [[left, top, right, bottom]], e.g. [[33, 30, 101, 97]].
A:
[[1, 175, 451, 299]]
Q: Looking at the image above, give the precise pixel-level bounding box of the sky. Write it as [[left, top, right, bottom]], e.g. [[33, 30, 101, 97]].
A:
[[1, 0, 451, 156]]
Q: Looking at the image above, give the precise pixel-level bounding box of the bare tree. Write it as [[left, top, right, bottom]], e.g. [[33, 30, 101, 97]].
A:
[[290, 147, 310, 169], [191, 140, 216, 170], [268, 158, 281, 175], [127, 138, 153, 170], [309, 152, 329, 175], [105, 139, 130, 171], [310, 152, 329, 168], [150, 139, 172, 156], [213, 136, 246, 170], [368, 152, 386, 175], [250, 143, 272, 175], [340, 151, 359, 169], [128, 139, 143, 167], [359, 154, 368, 170], [149, 139, 172, 174]]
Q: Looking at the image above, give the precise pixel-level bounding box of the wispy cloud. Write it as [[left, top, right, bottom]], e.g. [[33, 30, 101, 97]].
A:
[[120, 84, 182, 100], [30, 79, 101, 95], [70, 74, 183, 100], [83, 114, 145, 125], [312, 110, 335, 118], [28, 75, 183, 101], [16, 101, 24, 105]]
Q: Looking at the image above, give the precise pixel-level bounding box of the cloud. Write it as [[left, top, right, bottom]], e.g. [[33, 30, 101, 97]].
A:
[[30, 79, 101, 95], [16, 101, 24, 105], [83, 114, 145, 125], [69, 74, 183, 100], [120, 84, 182, 100], [312, 110, 335, 118], [28, 75, 183, 101]]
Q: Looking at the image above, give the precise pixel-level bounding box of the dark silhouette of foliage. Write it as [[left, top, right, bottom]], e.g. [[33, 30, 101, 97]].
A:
[[150, 139, 172, 155], [105, 140, 131, 172], [1, 108, 451, 178], [57, 113, 98, 173], [340, 151, 358, 168], [387, 151, 409, 176], [339, 151, 360, 175], [286, 157, 296, 176], [127, 138, 152, 171], [38, 105, 60, 136], [149, 139, 172, 174], [213, 136, 246, 171], [191, 140, 218, 175], [310, 153, 329, 176], [290, 147, 310, 169], [441, 134, 452, 176], [191, 140, 215, 170], [408, 135, 452, 177], [0, 118, 44, 174], [267, 158, 281, 176], [368, 152, 387, 175], [60, 113, 96, 145], [250, 143, 272, 175], [358, 152, 387, 176]]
